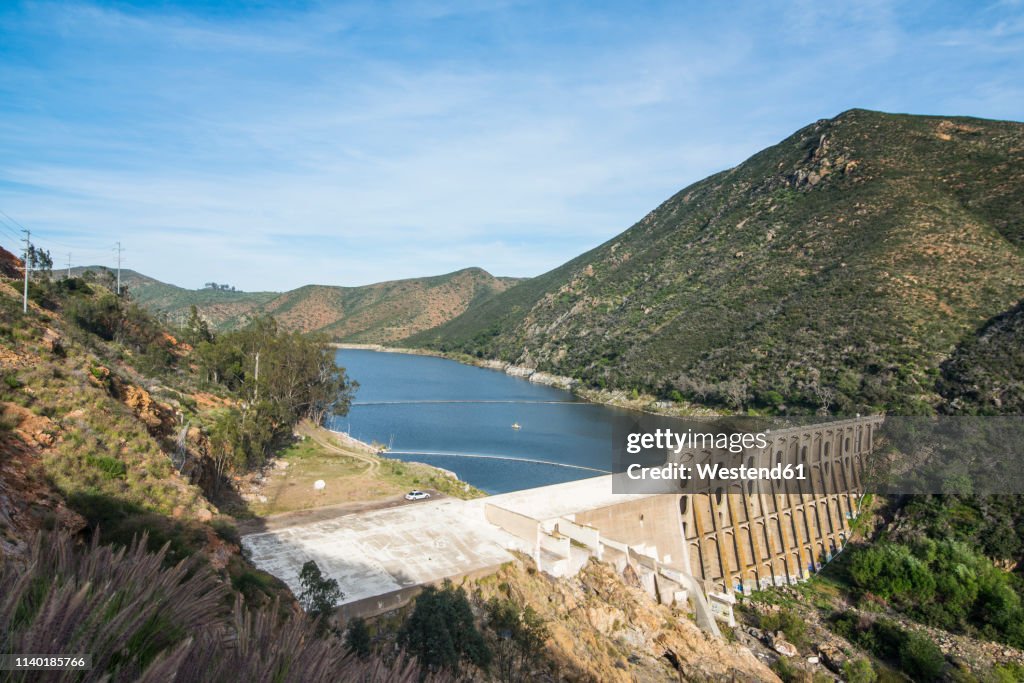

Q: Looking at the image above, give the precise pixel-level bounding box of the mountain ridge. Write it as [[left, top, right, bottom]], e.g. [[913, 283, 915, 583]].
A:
[[79, 265, 521, 344], [406, 109, 1024, 414]]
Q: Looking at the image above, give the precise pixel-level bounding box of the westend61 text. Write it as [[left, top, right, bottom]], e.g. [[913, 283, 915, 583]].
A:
[[625, 462, 807, 482]]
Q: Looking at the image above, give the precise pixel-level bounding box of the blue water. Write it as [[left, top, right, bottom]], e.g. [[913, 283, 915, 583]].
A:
[[328, 350, 643, 494]]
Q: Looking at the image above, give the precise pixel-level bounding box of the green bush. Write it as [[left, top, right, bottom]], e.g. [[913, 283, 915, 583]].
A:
[[848, 542, 936, 602], [771, 656, 800, 682], [845, 538, 1024, 647], [399, 581, 491, 676], [85, 455, 127, 480], [827, 611, 945, 681], [211, 518, 241, 546], [483, 597, 549, 680], [231, 570, 275, 598], [898, 631, 944, 681], [759, 608, 807, 648], [345, 616, 372, 658], [841, 657, 877, 683]]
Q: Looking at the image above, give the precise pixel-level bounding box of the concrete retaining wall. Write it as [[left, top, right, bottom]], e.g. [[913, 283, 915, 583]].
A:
[[484, 504, 539, 546], [555, 518, 602, 555]]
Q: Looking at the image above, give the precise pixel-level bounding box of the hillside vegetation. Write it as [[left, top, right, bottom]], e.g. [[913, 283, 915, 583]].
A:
[[0, 251, 770, 681], [0, 252, 473, 680], [408, 110, 1024, 415], [112, 266, 519, 344]]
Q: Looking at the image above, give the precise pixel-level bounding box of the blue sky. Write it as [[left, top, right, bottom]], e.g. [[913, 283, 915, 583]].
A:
[[0, 1, 1022, 291]]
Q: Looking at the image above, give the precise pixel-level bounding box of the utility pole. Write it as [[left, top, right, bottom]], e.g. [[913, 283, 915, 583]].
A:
[[114, 241, 123, 296], [21, 229, 29, 313], [253, 351, 260, 402], [66, 252, 72, 279]]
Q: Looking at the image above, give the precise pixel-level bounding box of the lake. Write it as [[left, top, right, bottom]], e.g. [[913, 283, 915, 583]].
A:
[[327, 349, 646, 494]]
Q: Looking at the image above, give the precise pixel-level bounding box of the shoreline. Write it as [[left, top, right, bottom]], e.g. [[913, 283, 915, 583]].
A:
[[325, 426, 463, 483], [332, 342, 720, 418]]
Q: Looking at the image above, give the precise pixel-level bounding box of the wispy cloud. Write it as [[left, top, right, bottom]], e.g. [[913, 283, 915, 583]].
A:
[[0, 0, 1021, 290]]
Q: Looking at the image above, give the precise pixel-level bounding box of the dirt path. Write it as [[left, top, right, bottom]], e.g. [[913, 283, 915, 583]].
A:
[[295, 421, 380, 476]]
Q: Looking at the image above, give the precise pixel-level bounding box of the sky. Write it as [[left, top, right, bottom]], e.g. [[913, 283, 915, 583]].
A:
[[0, 1, 1022, 291]]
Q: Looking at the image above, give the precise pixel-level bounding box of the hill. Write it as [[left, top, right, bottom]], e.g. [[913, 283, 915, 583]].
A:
[[0, 258, 779, 683], [80, 266, 520, 344], [407, 110, 1024, 414]]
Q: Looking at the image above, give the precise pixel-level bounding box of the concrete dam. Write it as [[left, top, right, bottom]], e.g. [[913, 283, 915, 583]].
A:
[[242, 415, 881, 632]]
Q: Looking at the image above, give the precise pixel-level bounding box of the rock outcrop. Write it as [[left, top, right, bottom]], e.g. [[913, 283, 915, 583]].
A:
[[476, 557, 778, 682]]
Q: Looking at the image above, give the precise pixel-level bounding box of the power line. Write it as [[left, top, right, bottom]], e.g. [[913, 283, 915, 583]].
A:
[[0, 208, 126, 295], [0, 209, 100, 255], [0, 216, 22, 241], [0, 217, 20, 236], [0, 209, 27, 233]]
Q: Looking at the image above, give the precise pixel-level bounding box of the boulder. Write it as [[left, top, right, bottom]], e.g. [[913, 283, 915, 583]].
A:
[[42, 328, 63, 355], [121, 384, 175, 437], [772, 637, 799, 658]]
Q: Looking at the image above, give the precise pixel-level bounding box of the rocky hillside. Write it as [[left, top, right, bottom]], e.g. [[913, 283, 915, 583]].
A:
[[0, 277, 223, 562], [0, 245, 21, 279], [472, 558, 777, 682], [108, 267, 519, 344], [408, 110, 1024, 415]]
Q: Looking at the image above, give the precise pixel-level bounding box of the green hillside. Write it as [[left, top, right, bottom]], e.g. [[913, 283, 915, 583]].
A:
[[86, 267, 519, 344], [407, 110, 1024, 414], [938, 298, 1024, 415]]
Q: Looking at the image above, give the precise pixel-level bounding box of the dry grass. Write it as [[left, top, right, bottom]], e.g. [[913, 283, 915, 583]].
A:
[[243, 425, 482, 517]]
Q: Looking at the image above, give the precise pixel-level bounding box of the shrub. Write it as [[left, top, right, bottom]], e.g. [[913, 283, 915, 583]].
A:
[[399, 581, 491, 676], [86, 454, 128, 480], [760, 608, 807, 648], [345, 616, 372, 658], [211, 518, 241, 546], [841, 658, 878, 683], [845, 538, 1024, 648], [771, 656, 800, 682], [231, 570, 275, 598], [484, 597, 549, 680], [898, 631, 945, 681]]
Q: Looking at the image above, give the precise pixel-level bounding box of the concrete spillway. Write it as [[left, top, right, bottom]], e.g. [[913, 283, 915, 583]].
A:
[[243, 416, 882, 631]]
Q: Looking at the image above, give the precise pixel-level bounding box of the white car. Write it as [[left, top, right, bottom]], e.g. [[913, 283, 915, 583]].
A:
[[404, 490, 430, 501]]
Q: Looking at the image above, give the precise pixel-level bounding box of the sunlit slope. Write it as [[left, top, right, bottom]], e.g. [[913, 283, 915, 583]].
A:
[[101, 267, 519, 344], [407, 110, 1024, 413]]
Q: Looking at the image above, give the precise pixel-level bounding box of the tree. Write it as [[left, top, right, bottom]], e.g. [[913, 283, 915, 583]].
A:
[[719, 379, 748, 411], [298, 560, 343, 626], [484, 597, 548, 682], [399, 581, 490, 676], [344, 616, 372, 658], [27, 244, 53, 279], [812, 383, 836, 413], [184, 305, 212, 346]]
